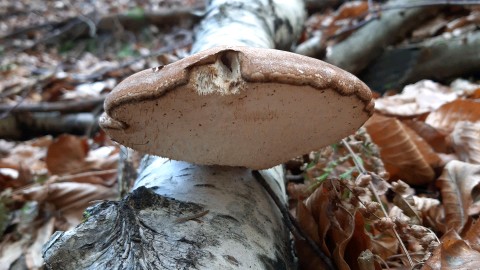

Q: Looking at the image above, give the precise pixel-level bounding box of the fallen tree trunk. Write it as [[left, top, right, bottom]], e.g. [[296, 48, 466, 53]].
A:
[[324, 0, 439, 74], [0, 112, 98, 140], [43, 0, 305, 269], [360, 30, 480, 91]]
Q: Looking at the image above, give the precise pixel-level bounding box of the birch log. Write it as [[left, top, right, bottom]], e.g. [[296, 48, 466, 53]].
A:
[[361, 30, 480, 91], [43, 0, 305, 269], [324, 0, 438, 74]]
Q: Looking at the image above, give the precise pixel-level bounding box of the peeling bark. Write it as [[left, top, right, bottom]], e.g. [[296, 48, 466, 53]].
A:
[[43, 0, 305, 269], [44, 159, 291, 269], [192, 0, 305, 52]]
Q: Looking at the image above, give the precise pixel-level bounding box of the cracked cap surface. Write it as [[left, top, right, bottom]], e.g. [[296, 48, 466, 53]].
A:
[[100, 46, 374, 169]]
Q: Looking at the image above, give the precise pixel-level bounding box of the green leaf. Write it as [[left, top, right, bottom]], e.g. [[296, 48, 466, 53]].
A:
[[339, 167, 356, 180], [126, 7, 145, 20]]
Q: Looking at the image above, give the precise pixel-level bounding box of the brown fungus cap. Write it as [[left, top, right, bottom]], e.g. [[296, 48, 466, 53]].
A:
[[100, 46, 374, 169]]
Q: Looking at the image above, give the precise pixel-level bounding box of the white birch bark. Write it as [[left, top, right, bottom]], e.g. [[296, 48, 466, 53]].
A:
[[43, 0, 305, 269]]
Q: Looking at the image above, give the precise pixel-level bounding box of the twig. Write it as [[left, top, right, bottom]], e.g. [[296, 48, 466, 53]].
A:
[[73, 38, 191, 81], [380, 0, 480, 10], [20, 18, 86, 51], [328, 0, 480, 41], [57, 169, 118, 184], [0, 95, 106, 113], [341, 139, 414, 267], [252, 171, 336, 270], [0, 69, 57, 119]]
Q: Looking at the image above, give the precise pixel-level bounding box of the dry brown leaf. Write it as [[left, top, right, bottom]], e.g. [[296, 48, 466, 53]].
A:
[[403, 125, 443, 169], [287, 182, 310, 201], [425, 99, 480, 133], [374, 80, 458, 117], [370, 233, 398, 260], [423, 229, 480, 270], [344, 211, 372, 270], [436, 161, 480, 232], [0, 235, 26, 269], [0, 143, 48, 173], [0, 166, 32, 189], [365, 114, 436, 185], [25, 217, 55, 269], [305, 186, 332, 256], [331, 207, 355, 270], [465, 220, 480, 252], [46, 134, 90, 175], [470, 88, 480, 99], [411, 16, 448, 40], [335, 1, 369, 20], [392, 195, 422, 225], [402, 120, 447, 153], [295, 200, 327, 270], [411, 196, 441, 216], [449, 121, 480, 164], [18, 182, 117, 226]]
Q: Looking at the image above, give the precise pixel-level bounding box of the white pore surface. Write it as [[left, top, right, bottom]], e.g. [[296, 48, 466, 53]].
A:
[[112, 82, 367, 169]]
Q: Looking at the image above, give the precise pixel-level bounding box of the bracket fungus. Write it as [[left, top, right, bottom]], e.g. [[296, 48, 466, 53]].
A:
[[100, 46, 374, 169]]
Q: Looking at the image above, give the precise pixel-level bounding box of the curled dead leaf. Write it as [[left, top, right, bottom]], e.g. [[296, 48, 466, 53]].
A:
[[365, 114, 437, 185], [423, 229, 480, 270], [449, 121, 480, 164], [370, 232, 398, 261], [46, 134, 89, 175], [304, 186, 332, 257], [295, 200, 327, 270], [335, 1, 369, 20], [374, 80, 458, 117], [331, 206, 355, 270], [403, 120, 447, 153], [18, 182, 117, 226], [425, 99, 480, 134], [0, 143, 48, 174], [465, 220, 480, 252], [436, 161, 480, 232]]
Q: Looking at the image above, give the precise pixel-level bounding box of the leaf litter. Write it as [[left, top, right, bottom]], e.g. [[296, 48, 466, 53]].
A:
[[1, 0, 480, 269]]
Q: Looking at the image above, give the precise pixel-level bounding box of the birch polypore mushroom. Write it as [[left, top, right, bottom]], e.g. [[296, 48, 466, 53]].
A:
[[100, 46, 374, 169], [44, 1, 374, 269]]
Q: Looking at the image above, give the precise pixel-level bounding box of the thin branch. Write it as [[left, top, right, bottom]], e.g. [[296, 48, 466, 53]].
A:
[[341, 138, 414, 267], [328, 0, 480, 41], [252, 171, 336, 270], [57, 169, 117, 183], [0, 95, 106, 113], [380, 0, 480, 10], [74, 38, 191, 81]]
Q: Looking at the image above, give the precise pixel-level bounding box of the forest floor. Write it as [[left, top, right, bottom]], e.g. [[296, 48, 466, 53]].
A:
[[1, 0, 480, 269]]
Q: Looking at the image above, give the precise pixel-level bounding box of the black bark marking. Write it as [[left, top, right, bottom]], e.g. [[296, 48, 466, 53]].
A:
[[223, 255, 241, 266]]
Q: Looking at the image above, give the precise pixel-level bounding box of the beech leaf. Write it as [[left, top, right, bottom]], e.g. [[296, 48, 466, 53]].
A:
[[449, 121, 480, 164], [436, 161, 480, 232], [365, 114, 436, 185], [46, 134, 90, 175], [425, 99, 480, 133], [295, 200, 327, 270], [374, 80, 458, 117], [424, 229, 480, 270]]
